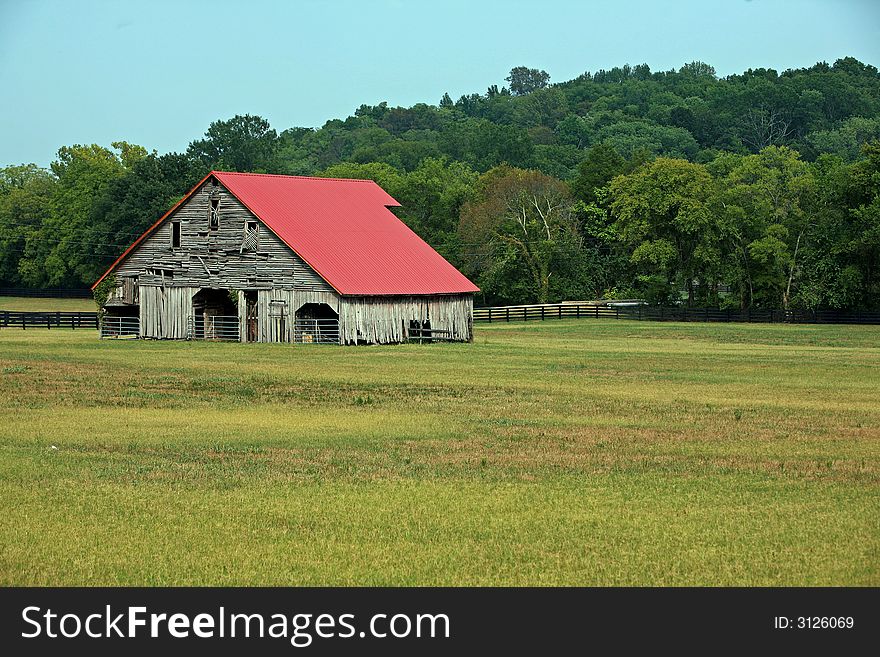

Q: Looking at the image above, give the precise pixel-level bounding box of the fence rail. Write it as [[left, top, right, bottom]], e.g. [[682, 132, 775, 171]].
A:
[[188, 315, 240, 341], [100, 316, 139, 338], [473, 303, 880, 325], [294, 318, 339, 344], [2, 310, 100, 330]]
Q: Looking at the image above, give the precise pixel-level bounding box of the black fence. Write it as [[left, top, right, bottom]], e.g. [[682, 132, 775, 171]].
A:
[[473, 303, 880, 325], [1, 311, 99, 330], [0, 287, 93, 298]]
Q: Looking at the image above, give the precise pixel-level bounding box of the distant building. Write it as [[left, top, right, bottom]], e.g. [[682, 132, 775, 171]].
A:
[[93, 171, 478, 344]]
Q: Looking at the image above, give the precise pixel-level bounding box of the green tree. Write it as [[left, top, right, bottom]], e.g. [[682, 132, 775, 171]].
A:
[[393, 158, 478, 260], [807, 116, 880, 161], [19, 144, 134, 287], [459, 166, 580, 303], [188, 114, 279, 172], [506, 66, 551, 96], [609, 158, 719, 305], [570, 143, 626, 203], [713, 146, 816, 308], [0, 165, 56, 286]]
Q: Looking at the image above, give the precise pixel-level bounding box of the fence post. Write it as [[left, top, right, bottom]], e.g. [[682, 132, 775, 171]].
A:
[[541, 306, 545, 321], [615, 307, 619, 320], [595, 305, 599, 319], [558, 305, 562, 319], [523, 307, 527, 321], [506, 307, 510, 322], [488, 308, 492, 323]]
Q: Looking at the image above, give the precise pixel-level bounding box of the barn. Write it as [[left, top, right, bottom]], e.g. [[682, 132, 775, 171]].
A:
[[92, 171, 479, 345]]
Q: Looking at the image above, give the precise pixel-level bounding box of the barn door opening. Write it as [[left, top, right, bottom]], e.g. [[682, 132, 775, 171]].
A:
[[191, 288, 239, 340], [244, 290, 258, 342], [295, 303, 339, 344]]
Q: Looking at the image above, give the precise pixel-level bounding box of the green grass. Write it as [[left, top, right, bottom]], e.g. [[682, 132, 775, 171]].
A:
[[0, 319, 878, 585], [0, 295, 95, 312]]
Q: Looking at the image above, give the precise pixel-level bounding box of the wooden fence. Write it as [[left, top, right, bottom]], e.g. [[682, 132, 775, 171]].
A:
[[473, 303, 880, 325], [1, 311, 99, 330], [4, 305, 880, 332]]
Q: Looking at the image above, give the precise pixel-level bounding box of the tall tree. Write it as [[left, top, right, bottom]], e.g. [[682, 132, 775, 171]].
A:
[[570, 142, 626, 203], [609, 158, 720, 305], [18, 143, 136, 287], [713, 146, 816, 308], [0, 165, 56, 286], [188, 114, 279, 172], [459, 166, 580, 303], [506, 67, 551, 96]]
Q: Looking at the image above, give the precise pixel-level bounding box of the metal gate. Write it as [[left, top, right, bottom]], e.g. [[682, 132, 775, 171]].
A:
[[294, 318, 339, 344], [187, 315, 240, 341]]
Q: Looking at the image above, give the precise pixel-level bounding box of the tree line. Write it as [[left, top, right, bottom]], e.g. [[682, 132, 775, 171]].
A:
[[1, 57, 879, 309]]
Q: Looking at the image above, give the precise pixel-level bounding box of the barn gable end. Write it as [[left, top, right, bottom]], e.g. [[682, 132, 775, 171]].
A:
[[113, 177, 333, 293]]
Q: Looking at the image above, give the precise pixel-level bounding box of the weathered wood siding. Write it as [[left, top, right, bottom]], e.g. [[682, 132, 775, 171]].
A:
[[293, 290, 340, 314], [115, 180, 333, 292], [257, 288, 294, 343], [103, 176, 476, 346], [339, 294, 473, 344], [139, 286, 197, 338]]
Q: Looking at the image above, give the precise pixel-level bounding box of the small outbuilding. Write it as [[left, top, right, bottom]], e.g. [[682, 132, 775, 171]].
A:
[[93, 171, 478, 344]]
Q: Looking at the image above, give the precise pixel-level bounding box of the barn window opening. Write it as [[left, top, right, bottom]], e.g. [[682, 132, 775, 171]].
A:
[[209, 199, 220, 229], [171, 221, 181, 248], [242, 221, 259, 252]]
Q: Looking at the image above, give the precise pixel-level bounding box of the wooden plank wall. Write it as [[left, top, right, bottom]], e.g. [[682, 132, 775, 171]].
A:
[[139, 286, 196, 338], [257, 288, 294, 343], [338, 294, 473, 344], [293, 290, 340, 314]]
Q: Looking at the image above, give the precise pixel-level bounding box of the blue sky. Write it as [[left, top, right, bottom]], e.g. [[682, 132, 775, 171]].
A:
[[1, 0, 878, 167]]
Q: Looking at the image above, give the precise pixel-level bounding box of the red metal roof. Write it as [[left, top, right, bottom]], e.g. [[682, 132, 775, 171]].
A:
[[94, 171, 479, 296]]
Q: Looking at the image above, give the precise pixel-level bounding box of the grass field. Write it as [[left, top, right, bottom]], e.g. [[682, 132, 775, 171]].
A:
[[0, 295, 95, 312], [0, 319, 877, 585]]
